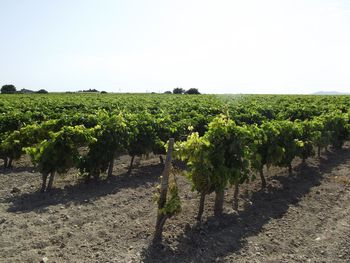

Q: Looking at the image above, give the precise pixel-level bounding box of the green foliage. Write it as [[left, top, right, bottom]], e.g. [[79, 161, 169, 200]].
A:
[[0, 93, 349, 196], [295, 120, 318, 161], [79, 111, 128, 180], [126, 112, 159, 157], [311, 116, 332, 150], [175, 132, 214, 194], [206, 115, 252, 188], [0, 131, 22, 162], [157, 175, 182, 217], [173, 87, 185, 94], [250, 122, 284, 173], [175, 114, 252, 200], [271, 120, 301, 169], [185, 88, 200, 95], [1, 85, 16, 94], [25, 125, 96, 175], [0, 119, 65, 165], [323, 111, 350, 148]]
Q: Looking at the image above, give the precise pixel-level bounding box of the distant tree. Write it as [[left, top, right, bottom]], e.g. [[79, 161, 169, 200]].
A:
[[37, 89, 48, 94], [79, 89, 99, 93], [185, 88, 200, 94], [86, 89, 99, 92], [173, 87, 185, 94], [164, 91, 172, 94], [100, 91, 108, 94], [1, 85, 16, 94]]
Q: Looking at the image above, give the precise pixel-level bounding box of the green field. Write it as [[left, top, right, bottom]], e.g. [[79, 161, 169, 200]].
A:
[[0, 93, 349, 215]]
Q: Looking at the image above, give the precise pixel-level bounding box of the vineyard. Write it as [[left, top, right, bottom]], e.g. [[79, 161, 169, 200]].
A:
[[1, 93, 350, 262]]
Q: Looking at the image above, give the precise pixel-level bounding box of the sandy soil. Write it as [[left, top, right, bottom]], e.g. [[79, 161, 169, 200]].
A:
[[0, 145, 349, 263]]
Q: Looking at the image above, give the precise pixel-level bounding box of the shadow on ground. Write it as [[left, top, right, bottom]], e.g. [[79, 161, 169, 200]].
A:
[[0, 166, 35, 175], [141, 147, 350, 263], [5, 163, 163, 213]]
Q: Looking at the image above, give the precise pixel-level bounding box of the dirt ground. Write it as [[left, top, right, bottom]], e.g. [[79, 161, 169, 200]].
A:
[[0, 145, 349, 263]]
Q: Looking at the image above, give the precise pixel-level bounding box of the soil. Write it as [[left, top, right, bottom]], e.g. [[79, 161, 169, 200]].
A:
[[0, 145, 349, 263]]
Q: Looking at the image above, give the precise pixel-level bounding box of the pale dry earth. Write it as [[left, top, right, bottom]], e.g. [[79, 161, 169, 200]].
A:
[[0, 145, 349, 263]]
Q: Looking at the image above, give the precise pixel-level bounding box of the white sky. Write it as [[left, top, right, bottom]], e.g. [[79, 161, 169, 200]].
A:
[[1, 0, 350, 94]]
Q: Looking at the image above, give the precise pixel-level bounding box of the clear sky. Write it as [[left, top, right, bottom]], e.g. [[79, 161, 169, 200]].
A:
[[1, 0, 350, 94]]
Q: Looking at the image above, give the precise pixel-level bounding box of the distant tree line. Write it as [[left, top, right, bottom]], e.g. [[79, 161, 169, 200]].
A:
[[164, 87, 200, 94], [76, 89, 108, 93], [1, 85, 48, 94], [1, 84, 200, 95], [78, 89, 99, 93]]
